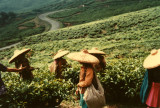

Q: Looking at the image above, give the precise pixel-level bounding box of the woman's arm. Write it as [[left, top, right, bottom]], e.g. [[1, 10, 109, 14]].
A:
[[7, 67, 25, 72], [0, 63, 25, 72]]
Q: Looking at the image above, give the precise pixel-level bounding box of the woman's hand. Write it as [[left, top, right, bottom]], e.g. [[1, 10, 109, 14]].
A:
[[21, 66, 27, 70], [76, 88, 79, 95], [77, 82, 82, 87]]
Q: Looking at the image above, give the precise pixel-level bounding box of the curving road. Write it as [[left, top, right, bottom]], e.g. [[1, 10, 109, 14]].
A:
[[0, 9, 65, 51], [38, 9, 68, 31]]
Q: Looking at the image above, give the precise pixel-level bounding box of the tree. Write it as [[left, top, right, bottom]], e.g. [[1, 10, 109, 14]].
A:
[[0, 12, 8, 25], [8, 12, 16, 19], [0, 11, 16, 26]]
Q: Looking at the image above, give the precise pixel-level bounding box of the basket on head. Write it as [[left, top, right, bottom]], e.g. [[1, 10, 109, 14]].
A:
[[9, 49, 31, 63], [88, 47, 105, 55], [53, 49, 69, 60], [143, 49, 160, 69], [67, 49, 99, 64]]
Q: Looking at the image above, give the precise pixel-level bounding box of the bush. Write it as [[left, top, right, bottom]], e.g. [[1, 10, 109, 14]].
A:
[[98, 58, 145, 103], [1, 65, 73, 107]]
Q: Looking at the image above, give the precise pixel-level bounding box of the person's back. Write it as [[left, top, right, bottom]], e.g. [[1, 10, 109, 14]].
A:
[[56, 58, 67, 78], [15, 57, 34, 80], [50, 58, 67, 78], [148, 67, 160, 84]]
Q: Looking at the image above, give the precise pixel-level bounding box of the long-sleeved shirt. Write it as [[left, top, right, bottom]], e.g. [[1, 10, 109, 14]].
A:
[[78, 65, 98, 94]]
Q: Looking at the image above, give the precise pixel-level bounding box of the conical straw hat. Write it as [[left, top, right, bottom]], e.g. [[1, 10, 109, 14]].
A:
[[9, 49, 31, 63], [143, 49, 160, 69], [88, 47, 105, 55], [53, 49, 69, 60], [67, 49, 99, 64]]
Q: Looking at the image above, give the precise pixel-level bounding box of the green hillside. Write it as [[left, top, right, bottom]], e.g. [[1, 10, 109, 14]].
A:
[[48, 0, 160, 26], [0, 0, 57, 12], [0, 5, 160, 107], [0, 0, 90, 12], [0, 0, 91, 48], [0, 15, 46, 48], [1, 0, 160, 48], [1, 0, 160, 49]]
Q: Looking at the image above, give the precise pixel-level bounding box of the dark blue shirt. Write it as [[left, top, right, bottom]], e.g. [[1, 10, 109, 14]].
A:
[[0, 63, 7, 72], [0, 63, 7, 84], [0, 63, 7, 95]]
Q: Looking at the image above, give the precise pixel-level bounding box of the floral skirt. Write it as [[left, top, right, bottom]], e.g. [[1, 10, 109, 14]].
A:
[[146, 82, 160, 107]]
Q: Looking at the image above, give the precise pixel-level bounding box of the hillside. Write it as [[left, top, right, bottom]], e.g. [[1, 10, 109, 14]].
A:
[[0, 0, 90, 12], [0, 2, 160, 108], [0, 0, 90, 48], [48, 0, 160, 26], [0, 0, 57, 12], [1, 0, 160, 48], [0, 16, 46, 48]]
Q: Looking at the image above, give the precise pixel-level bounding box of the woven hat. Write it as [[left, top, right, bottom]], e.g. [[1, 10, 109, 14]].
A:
[[88, 47, 105, 55], [143, 49, 160, 69], [53, 49, 69, 60], [67, 49, 99, 64], [9, 49, 31, 63]]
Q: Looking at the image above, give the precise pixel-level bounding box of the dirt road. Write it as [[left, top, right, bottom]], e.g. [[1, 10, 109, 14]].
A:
[[0, 9, 66, 51], [38, 9, 67, 31]]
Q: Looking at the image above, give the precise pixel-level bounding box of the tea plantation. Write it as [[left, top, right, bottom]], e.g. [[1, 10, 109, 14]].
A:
[[1, 4, 160, 107], [48, 0, 160, 26]]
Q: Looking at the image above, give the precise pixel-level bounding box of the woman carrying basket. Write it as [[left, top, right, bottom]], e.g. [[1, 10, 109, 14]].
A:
[[67, 49, 106, 108]]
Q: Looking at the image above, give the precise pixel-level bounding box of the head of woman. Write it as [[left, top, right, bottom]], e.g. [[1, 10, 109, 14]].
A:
[[15, 54, 25, 62], [14, 54, 26, 68], [79, 62, 93, 68], [93, 54, 104, 61]]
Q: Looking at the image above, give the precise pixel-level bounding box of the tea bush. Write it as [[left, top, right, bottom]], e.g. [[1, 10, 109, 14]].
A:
[[99, 58, 145, 103], [62, 58, 145, 103], [0, 65, 73, 107]]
